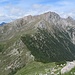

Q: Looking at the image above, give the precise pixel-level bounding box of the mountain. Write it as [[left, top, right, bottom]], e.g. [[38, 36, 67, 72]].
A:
[[0, 22, 6, 26], [0, 11, 75, 75]]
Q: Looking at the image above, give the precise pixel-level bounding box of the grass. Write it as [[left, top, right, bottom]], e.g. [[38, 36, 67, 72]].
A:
[[15, 61, 55, 75]]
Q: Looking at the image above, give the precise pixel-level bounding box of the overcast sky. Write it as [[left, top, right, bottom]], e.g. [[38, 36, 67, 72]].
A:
[[0, 0, 75, 23]]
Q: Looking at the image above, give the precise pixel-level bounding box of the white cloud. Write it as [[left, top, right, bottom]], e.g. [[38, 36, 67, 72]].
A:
[[0, 0, 75, 23], [28, 1, 75, 19], [0, 5, 26, 23]]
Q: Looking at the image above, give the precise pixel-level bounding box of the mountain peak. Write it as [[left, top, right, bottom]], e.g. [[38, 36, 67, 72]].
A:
[[67, 16, 74, 21], [0, 22, 6, 26], [40, 11, 60, 22]]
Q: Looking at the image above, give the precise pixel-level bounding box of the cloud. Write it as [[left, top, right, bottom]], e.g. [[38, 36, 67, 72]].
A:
[[0, 5, 26, 23], [29, 0, 75, 19], [0, 0, 75, 23]]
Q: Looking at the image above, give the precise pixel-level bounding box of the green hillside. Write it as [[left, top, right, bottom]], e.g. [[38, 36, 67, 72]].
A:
[[21, 28, 75, 63]]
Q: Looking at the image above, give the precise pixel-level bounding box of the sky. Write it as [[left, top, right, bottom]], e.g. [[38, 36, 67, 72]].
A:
[[0, 0, 75, 23]]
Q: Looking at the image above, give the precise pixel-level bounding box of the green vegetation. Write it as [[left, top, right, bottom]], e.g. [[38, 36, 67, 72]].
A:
[[21, 28, 75, 62], [15, 61, 68, 75], [8, 67, 23, 75], [55, 61, 66, 65], [15, 61, 55, 75], [0, 43, 5, 52]]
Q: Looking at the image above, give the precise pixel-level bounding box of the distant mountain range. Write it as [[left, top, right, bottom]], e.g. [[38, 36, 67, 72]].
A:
[[0, 22, 6, 26]]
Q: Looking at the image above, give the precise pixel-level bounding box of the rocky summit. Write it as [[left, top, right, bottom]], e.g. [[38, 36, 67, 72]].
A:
[[0, 11, 75, 75]]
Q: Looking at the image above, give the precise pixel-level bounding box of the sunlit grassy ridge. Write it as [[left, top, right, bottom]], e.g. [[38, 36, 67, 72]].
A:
[[15, 61, 55, 75]]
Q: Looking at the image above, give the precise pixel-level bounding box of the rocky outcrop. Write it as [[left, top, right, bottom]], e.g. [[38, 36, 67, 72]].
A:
[[0, 11, 75, 43]]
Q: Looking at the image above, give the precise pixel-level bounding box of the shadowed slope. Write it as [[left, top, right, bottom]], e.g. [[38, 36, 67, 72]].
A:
[[21, 26, 75, 62]]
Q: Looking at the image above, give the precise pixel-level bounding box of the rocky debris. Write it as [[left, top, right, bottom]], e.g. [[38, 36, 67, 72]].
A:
[[61, 61, 75, 74]]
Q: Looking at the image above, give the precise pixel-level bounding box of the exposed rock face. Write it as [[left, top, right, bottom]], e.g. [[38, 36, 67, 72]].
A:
[[0, 11, 75, 43], [61, 61, 75, 74]]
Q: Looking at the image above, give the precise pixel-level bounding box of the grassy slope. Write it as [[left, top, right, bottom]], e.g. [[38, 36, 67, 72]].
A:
[[15, 61, 67, 75], [21, 28, 75, 62], [15, 61, 56, 75], [0, 19, 41, 75]]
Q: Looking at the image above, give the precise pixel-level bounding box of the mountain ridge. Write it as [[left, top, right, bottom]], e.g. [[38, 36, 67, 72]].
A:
[[0, 11, 75, 75], [0, 22, 6, 26]]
